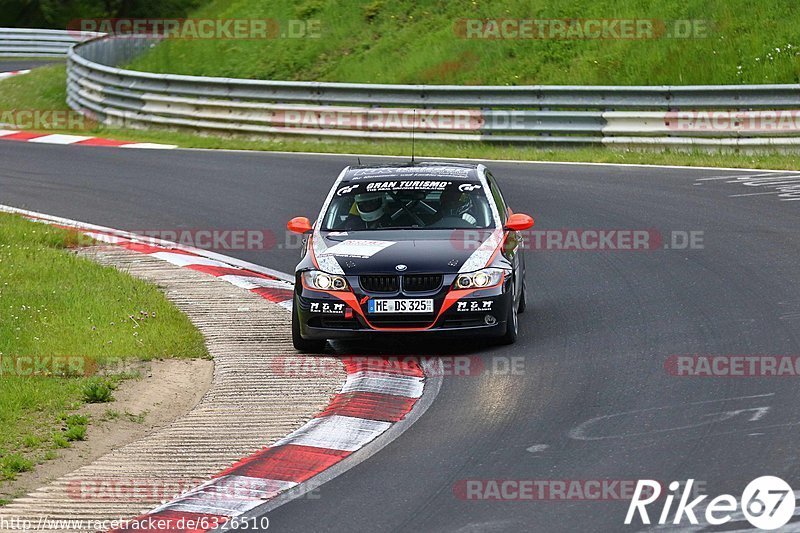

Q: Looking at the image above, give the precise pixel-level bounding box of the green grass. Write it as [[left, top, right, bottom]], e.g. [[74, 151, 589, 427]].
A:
[[0, 213, 208, 481], [125, 0, 800, 85], [52, 434, 70, 449], [0, 454, 33, 481], [0, 64, 69, 113]]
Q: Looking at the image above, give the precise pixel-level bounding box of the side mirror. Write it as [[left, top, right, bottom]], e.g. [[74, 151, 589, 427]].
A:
[[287, 216, 313, 234], [504, 213, 534, 231]]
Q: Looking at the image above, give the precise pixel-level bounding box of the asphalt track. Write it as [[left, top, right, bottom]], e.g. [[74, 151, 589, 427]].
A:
[[0, 59, 60, 71], [1, 139, 799, 532]]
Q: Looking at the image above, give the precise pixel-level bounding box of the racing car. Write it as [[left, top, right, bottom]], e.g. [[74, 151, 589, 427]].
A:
[[287, 162, 534, 352]]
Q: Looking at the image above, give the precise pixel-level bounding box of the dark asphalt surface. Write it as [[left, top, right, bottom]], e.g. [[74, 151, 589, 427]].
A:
[[1, 141, 799, 532]]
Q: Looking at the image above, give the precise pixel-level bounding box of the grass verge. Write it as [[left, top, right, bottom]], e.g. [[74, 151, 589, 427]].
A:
[[126, 0, 800, 85], [1, 65, 800, 170], [0, 213, 208, 484]]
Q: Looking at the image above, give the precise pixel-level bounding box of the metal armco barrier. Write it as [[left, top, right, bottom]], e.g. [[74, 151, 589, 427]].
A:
[[0, 28, 98, 57], [4, 29, 800, 147]]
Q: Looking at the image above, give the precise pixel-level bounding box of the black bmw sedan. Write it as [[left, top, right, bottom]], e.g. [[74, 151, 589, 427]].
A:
[[287, 162, 534, 352]]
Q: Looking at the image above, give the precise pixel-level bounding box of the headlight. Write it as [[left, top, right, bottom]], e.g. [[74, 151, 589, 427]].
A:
[[454, 268, 505, 289], [303, 270, 349, 291]]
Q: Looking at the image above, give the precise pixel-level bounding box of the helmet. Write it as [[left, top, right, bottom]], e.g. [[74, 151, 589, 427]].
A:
[[440, 188, 473, 217], [355, 192, 385, 222]]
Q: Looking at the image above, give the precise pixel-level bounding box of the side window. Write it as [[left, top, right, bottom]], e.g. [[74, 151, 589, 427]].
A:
[[485, 172, 508, 224]]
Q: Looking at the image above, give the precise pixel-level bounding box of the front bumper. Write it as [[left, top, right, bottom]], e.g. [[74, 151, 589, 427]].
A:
[[295, 273, 513, 341]]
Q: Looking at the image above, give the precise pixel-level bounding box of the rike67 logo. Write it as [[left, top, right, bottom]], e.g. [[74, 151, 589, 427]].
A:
[[625, 477, 796, 530]]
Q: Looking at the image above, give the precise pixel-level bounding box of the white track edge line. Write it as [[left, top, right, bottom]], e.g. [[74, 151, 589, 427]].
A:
[[0, 204, 294, 283]]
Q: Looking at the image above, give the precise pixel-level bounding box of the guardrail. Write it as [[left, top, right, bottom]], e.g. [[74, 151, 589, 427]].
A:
[[0, 28, 98, 58], [1, 29, 795, 148]]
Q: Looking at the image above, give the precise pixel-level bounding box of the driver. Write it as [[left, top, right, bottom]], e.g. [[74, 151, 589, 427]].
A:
[[343, 192, 393, 229], [438, 187, 477, 225]]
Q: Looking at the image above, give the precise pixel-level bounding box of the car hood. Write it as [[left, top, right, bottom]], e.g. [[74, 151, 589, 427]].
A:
[[316, 229, 496, 275]]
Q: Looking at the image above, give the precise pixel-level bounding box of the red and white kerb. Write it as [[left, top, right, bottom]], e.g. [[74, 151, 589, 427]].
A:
[[110, 359, 424, 532], [0, 69, 30, 80], [0, 129, 176, 149]]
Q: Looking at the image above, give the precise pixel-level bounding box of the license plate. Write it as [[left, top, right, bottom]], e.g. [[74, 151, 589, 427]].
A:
[[368, 299, 434, 314]]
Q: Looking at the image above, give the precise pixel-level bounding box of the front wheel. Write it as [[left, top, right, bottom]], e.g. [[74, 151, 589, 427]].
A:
[[517, 274, 527, 314], [292, 300, 327, 353], [499, 289, 519, 345]]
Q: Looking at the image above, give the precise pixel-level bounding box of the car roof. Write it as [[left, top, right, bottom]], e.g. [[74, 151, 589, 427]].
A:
[[342, 162, 481, 183]]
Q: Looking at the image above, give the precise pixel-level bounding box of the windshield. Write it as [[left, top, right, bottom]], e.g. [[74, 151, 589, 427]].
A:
[[322, 180, 495, 231]]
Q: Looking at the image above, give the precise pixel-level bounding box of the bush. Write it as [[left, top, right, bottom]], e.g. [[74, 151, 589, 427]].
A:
[[82, 378, 115, 403], [0, 0, 207, 29], [63, 426, 87, 442]]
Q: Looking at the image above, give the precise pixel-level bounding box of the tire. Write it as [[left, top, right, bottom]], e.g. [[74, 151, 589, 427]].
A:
[[292, 300, 327, 353], [517, 273, 527, 314], [499, 287, 519, 345]]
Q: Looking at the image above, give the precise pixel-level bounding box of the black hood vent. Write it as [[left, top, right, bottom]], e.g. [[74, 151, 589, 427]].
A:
[[403, 274, 443, 292], [360, 275, 400, 293]]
